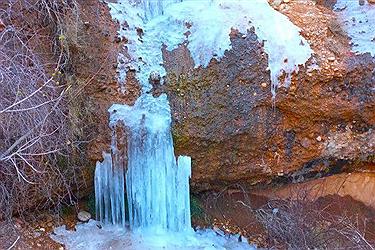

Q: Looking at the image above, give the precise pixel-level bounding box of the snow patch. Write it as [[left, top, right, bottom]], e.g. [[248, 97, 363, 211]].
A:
[[334, 0, 375, 56]]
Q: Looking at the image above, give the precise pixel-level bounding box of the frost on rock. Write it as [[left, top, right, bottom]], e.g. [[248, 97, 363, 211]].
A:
[[108, 0, 312, 97], [334, 0, 375, 57], [109, 93, 192, 232]]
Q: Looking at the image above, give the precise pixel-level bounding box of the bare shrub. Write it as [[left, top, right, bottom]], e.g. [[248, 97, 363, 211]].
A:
[[256, 197, 375, 249], [0, 0, 87, 220]]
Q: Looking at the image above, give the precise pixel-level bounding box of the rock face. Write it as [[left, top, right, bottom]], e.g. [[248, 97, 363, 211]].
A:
[[80, 0, 373, 193], [161, 1, 375, 191], [260, 172, 375, 209]]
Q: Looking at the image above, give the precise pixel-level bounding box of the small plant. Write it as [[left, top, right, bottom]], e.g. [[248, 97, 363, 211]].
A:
[[61, 205, 75, 217], [86, 193, 96, 218], [190, 195, 208, 223]]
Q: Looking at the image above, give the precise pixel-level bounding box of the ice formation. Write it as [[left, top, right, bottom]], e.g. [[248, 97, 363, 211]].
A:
[[86, 93, 256, 248], [108, 93, 192, 232], [51, 220, 255, 250], [95, 152, 126, 227], [334, 0, 375, 57], [108, 0, 312, 96]]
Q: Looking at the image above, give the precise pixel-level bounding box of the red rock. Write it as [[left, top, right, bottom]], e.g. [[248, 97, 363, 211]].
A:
[[161, 2, 374, 191]]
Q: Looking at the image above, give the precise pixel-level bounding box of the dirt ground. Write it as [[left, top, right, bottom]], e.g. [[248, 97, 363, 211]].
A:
[[198, 190, 375, 248], [1, 188, 374, 249]]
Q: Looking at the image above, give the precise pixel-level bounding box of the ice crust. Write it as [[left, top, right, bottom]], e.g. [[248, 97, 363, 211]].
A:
[[335, 0, 375, 57], [108, 0, 312, 96], [51, 220, 256, 250]]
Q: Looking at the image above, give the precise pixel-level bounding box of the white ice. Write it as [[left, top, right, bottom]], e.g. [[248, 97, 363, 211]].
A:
[[108, 0, 312, 97], [109, 93, 192, 232], [335, 0, 375, 56], [51, 220, 256, 250]]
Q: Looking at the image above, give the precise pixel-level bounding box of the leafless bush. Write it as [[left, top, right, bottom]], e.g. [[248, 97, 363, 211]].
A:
[[256, 197, 375, 249], [0, 0, 87, 220]]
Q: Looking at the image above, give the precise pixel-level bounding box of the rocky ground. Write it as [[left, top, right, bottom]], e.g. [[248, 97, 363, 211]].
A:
[[2, 176, 375, 249]]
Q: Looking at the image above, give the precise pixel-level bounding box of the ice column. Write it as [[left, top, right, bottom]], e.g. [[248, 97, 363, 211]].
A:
[[108, 93, 192, 232], [94, 152, 126, 227]]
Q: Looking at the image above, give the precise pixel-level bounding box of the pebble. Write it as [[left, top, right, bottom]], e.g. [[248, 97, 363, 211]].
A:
[[316, 136, 322, 142], [213, 226, 225, 236], [77, 211, 91, 222], [328, 56, 335, 62], [301, 138, 311, 148], [261, 82, 267, 88], [270, 0, 282, 7]]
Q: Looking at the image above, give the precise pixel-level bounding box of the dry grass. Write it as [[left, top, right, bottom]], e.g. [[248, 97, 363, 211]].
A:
[[255, 196, 375, 249]]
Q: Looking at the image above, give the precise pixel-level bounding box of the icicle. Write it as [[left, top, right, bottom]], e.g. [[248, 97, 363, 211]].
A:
[[94, 152, 126, 227], [176, 155, 192, 231], [108, 93, 192, 232]]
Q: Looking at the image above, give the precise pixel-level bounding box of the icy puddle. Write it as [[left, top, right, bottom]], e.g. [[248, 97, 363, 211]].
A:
[[51, 220, 255, 250]]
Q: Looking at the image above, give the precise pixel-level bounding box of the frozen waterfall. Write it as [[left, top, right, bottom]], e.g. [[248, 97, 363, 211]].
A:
[[95, 94, 192, 232]]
